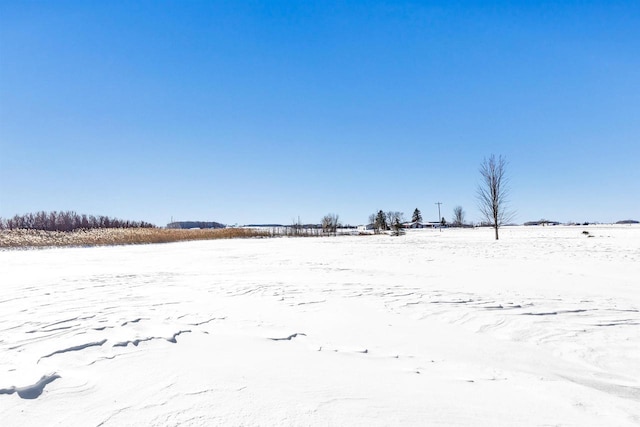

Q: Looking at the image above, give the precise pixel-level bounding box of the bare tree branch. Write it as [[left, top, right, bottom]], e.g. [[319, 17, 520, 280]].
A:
[[452, 206, 465, 227], [477, 155, 513, 240]]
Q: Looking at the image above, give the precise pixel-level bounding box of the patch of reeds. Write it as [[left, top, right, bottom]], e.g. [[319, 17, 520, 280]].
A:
[[0, 227, 271, 249]]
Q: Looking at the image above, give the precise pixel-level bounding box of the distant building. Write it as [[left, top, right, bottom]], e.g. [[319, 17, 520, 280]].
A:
[[357, 224, 375, 232], [402, 221, 437, 229], [524, 220, 560, 226]]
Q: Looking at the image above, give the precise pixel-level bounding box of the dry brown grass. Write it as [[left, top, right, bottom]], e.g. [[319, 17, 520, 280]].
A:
[[0, 227, 271, 249]]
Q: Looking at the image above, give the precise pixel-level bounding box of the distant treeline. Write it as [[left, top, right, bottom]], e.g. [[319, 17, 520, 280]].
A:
[[0, 211, 156, 232], [167, 221, 225, 229]]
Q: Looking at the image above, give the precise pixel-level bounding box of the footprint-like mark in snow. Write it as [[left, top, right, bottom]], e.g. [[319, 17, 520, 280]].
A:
[[482, 304, 525, 310], [121, 318, 145, 326], [430, 299, 474, 305], [188, 317, 226, 326], [269, 333, 307, 341], [0, 374, 60, 399]]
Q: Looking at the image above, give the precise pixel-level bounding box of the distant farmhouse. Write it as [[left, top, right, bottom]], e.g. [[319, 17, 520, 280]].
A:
[[357, 224, 375, 232], [357, 221, 439, 232], [524, 219, 561, 226], [403, 221, 440, 229]]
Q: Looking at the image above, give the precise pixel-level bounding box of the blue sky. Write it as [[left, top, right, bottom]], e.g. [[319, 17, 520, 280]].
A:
[[1, 1, 638, 226]]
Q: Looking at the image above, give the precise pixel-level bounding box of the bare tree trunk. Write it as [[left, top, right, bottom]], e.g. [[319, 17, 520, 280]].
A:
[[477, 154, 512, 240]]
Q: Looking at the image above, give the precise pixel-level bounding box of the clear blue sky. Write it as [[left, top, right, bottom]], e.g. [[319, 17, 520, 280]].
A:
[[1, 1, 638, 226]]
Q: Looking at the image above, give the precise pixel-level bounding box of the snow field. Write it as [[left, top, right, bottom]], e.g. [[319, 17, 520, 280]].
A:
[[1, 225, 639, 425]]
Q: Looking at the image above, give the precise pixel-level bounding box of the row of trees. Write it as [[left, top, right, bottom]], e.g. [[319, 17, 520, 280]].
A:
[[367, 210, 406, 235], [358, 155, 511, 240], [0, 211, 156, 232], [2, 156, 511, 239], [368, 206, 468, 230]]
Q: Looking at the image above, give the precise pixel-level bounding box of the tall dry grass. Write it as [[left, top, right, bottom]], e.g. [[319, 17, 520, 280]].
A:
[[0, 227, 270, 249]]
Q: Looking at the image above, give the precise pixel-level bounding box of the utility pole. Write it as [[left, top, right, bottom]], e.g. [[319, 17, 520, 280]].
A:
[[435, 202, 443, 232]]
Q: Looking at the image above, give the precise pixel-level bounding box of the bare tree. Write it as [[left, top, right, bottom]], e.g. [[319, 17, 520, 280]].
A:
[[385, 211, 395, 230], [368, 213, 377, 233], [477, 154, 512, 240], [321, 213, 340, 234], [290, 216, 303, 236], [386, 211, 404, 230], [452, 206, 465, 227]]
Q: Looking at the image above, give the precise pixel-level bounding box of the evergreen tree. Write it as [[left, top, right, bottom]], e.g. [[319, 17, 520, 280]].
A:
[[412, 208, 422, 223], [375, 210, 387, 231], [391, 216, 405, 236]]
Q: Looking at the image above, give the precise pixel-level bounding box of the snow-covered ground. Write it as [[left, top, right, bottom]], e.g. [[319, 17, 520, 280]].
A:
[[1, 226, 639, 426]]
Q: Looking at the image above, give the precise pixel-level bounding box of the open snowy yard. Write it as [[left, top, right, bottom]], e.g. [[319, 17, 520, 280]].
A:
[[1, 226, 639, 426]]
